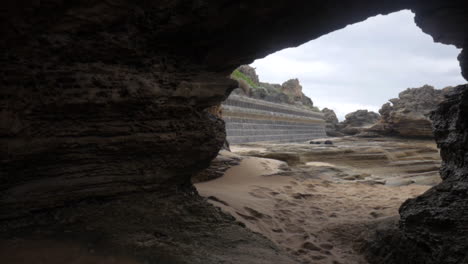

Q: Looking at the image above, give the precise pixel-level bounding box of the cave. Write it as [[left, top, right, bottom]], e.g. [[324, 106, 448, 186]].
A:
[[1, 1, 468, 264]]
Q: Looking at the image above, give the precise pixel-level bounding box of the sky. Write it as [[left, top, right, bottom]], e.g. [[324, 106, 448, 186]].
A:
[[251, 10, 466, 120]]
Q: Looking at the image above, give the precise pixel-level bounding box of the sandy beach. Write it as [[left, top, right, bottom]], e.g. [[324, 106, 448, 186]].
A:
[[195, 137, 438, 264]]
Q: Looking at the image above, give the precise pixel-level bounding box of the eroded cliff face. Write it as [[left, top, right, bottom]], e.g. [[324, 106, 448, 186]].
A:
[[1, 0, 468, 263], [399, 85, 468, 263]]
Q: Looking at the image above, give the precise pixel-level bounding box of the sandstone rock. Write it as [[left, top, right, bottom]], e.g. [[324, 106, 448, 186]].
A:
[[342, 110, 380, 127], [365, 85, 468, 264], [369, 85, 454, 138], [321, 108, 342, 136], [338, 110, 380, 135], [281, 79, 304, 100]]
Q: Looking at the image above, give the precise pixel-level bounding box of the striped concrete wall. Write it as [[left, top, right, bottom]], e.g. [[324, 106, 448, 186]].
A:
[[222, 95, 326, 144]]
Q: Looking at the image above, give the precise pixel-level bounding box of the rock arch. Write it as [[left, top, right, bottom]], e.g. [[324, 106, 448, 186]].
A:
[[1, 1, 467, 263]]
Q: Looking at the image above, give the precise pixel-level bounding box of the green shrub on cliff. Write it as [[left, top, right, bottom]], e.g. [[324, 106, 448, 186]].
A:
[[231, 69, 260, 89]]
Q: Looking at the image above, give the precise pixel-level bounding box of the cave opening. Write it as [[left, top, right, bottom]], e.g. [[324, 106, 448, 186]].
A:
[[1, 2, 468, 264], [195, 10, 466, 264]]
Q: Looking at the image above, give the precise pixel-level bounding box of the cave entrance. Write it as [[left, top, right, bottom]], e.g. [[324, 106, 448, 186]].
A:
[[195, 10, 465, 264]]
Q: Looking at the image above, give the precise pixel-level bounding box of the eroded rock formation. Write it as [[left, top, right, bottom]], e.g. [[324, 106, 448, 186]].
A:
[[0, 0, 468, 263], [369, 85, 454, 138], [231, 65, 315, 109], [238, 65, 260, 85], [365, 84, 468, 264], [338, 109, 380, 135], [321, 108, 343, 137]]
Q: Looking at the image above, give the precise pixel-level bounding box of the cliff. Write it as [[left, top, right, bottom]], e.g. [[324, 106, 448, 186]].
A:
[[231, 65, 317, 111]]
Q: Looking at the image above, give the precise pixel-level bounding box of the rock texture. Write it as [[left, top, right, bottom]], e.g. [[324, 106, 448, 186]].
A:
[[321, 108, 344, 137], [338, 110, 380, 135], [0, 0, 467, 263], [369, 85, 454, 138], [365, 84, 468, 264], [231, 66, 316, 109]]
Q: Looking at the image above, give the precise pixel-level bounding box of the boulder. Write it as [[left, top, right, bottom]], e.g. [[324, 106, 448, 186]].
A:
[[338, 110, 380, 135], [281, 79, 304, 100], [321, 108, 340, 136]]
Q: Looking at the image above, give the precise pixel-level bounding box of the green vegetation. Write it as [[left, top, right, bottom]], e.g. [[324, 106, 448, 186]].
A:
[[311, 106, 320, 112], [231, 69, 260, 89]]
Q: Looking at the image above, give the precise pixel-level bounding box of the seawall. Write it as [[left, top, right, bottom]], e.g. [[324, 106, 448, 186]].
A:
[[222, 95, 327, 144]]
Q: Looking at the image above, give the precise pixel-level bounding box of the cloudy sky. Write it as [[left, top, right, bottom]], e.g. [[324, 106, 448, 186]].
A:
[[251, 10, 466, 120]]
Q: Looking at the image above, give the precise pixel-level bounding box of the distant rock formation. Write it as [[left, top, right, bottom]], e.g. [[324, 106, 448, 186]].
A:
[[237, 65, 260, 85], [338, 110, 380, 135], [230, 65, 317, 110], [369, 85, 454, 138], [321, 108, 344, 137]]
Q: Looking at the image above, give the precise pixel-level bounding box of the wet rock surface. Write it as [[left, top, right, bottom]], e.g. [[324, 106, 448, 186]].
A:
[[233, 137, 441, 187]]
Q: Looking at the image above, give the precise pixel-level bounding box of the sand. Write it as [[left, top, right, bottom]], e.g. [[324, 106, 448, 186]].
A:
[[195, 140, 433, 264]]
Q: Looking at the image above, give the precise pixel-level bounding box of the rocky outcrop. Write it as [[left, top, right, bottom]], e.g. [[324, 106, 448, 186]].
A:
[[0, 1, 467, 263], [321, 108, 344, 137], [369, 85, 454, 138], [281, 79, 303, 100], [231, 66, 316, 109], [365, 84, 468, 264], [338, 110, 380, 135]]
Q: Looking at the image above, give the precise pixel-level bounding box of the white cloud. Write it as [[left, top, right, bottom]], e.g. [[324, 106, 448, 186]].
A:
[[251, 10, 466, 121]]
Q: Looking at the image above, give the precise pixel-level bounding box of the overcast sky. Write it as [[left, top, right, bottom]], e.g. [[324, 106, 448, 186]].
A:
[[251, 10, 466, 120]]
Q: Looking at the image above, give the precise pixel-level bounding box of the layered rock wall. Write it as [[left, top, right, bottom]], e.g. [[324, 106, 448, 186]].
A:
[[223, 95, 326, 144]]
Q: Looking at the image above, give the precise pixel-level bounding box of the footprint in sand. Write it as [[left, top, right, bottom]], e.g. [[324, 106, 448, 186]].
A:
[[244, 207, 272, 219], [302, 241, 321, 251], [275, 200, 299, 208], [320, 243, 334, 250], [310, 254, 327, 260], [249, 186, 275, 199], [284, 225, 306, 234], [236, 211, 257, 221], [291, 192, 314, 200], [207, 196, 229, 206]]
